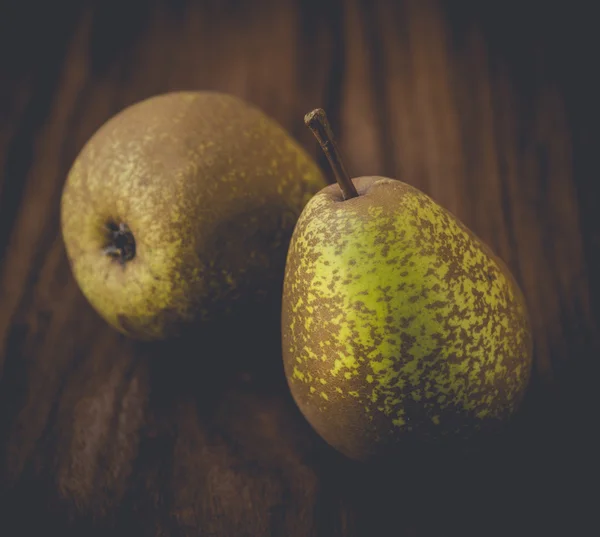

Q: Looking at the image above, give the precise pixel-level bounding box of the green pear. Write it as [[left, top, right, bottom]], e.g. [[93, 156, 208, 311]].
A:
[[61, 92, 326, 340], [282, 109, 533, 461]]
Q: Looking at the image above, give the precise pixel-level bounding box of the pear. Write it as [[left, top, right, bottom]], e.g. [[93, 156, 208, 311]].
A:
[[281, 109, 533, 461], [61, 92, 326, 340]]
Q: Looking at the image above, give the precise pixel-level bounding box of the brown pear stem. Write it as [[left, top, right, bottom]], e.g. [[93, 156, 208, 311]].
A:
[[304, 108, 359, 200]]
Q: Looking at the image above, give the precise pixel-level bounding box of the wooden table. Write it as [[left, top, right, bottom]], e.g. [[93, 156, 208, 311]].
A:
[[1, 1, 598, 535]]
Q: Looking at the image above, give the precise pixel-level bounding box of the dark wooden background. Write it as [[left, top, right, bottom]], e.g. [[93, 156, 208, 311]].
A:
[[1, 0, 598, 535]]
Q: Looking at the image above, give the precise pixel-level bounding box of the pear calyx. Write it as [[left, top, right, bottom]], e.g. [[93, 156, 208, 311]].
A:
[[103, 221, 136, 266]]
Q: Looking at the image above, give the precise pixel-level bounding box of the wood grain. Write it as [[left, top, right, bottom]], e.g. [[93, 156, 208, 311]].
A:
[[1, 1, 598, 535]]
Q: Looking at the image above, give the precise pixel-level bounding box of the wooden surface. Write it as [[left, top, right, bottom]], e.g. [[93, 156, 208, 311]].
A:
[[1, 1, 598, 535]]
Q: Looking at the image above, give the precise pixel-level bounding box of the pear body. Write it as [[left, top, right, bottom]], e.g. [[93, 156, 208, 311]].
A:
[[61, 91, 326, 340], [282, 177, 532, 460]]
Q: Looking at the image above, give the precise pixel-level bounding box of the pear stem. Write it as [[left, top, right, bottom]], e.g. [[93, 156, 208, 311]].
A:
[[304, 108, 359, 200]]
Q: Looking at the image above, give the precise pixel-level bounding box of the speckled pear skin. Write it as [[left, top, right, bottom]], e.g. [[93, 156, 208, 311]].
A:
[[61, 91, 326, 340], [282, 176, 533, 461]]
